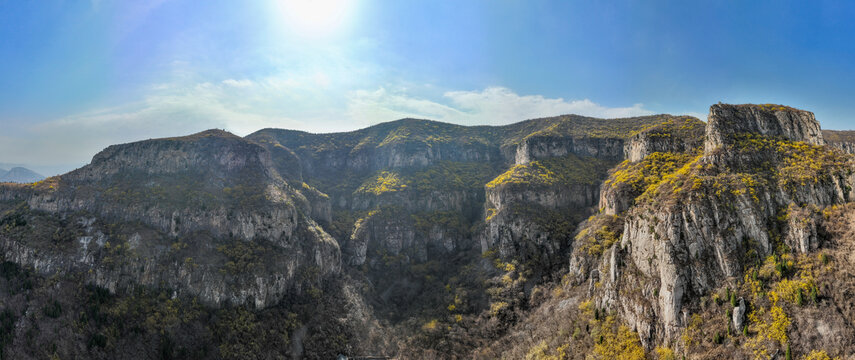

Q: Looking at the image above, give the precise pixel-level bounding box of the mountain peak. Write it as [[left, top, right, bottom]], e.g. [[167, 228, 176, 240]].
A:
[[0, 166, 44, 184]]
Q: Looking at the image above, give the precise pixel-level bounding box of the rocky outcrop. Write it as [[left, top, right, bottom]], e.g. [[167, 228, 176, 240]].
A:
[[705, 103, 824, 154], [26, 130, 300, 243], [619, 191, 774, 341], [733, 297, 746, 333], [785, 204, 821, 254], [481, 153, 611, 262], [480, 208, 568, 264], [587, 104, 854, 346], [598, 183, 635, 215]]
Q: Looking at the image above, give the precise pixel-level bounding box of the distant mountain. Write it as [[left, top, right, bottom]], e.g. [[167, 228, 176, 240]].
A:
[[0, 166, 44, 183]]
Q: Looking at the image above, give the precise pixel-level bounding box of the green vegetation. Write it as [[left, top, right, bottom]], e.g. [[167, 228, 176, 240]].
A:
[[638, 116, 706, 142], [487, 154, 613, 189], [802, 350, 841, 360], [605, 152, 699, 195], [736, 251, 833, 359], [256, 114, 683, 160], [575, 214, 623, 256], [213, 307, 298, 360], [412, 211, 468, 237], [503, 114, 683, 147], [0, 309, 14, 359], [354, 171, 407, 195], [352, 161, 499, 198], [408, 161, 499, 192], [588, 311, 646, 360], [732, 134, 852, 189], [100, 169, 270, 211], [755, 104, 799, 112], [42, 300, 62, 318], [216, 241, 268, 275], [821, 129, 855, 144]]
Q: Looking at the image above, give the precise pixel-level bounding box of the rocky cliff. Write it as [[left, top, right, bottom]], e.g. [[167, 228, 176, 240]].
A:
[[570, 104, 855, 354], [705, 103, 824, 152], [3, 106, 854, 359], [248, 115, 681, 269], [0, 129, 341, 309]]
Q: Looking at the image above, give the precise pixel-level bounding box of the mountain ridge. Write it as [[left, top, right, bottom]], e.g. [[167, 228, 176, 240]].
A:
[[1, 104, 854, 359]]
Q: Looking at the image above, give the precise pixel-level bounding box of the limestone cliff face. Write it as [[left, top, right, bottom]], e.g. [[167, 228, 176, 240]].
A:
[[582, 104, 855, 347], [344, 209, 471, 266], [0, 130, 341, 308], [480, 155, 612, 262], [349, 188, 481, 214], [510, 136, 624, 165], [705, 103, 824, 153], [623, 116, 705, 162], [31, 130, 299, 242]]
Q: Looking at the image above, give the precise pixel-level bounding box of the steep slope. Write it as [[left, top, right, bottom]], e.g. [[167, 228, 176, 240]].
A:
[[482, 104, 855, 360], [0, 167, 44, 183]]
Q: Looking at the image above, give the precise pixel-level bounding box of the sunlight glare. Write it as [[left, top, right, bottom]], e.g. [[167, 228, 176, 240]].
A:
[[276, 0, 356, 38]]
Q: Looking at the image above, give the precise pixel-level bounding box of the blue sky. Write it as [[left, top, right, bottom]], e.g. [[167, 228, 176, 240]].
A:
[[1, 0, 854, 174]]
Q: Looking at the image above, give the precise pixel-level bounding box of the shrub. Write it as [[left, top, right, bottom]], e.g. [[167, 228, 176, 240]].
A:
[[655, 347, 676, 360], [802, 350, 840, 360], [43, 300, 62, 319], [592, 320, 645, 360]]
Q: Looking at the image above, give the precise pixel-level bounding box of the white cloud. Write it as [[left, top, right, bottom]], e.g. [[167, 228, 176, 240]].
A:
[[222, 79, 255, 88], [2, 81, 658, 173], [348, 86, 655, 126]]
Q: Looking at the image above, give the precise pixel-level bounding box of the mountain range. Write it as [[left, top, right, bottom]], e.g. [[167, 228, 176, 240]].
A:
[[1, 103, 854, 359]]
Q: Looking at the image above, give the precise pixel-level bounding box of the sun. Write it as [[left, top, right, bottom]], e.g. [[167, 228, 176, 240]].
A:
[[276, 0, 356, 38]]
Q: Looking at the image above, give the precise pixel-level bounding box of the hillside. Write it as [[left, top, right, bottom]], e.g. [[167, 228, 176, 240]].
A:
[[0, 106, 853, 359]]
